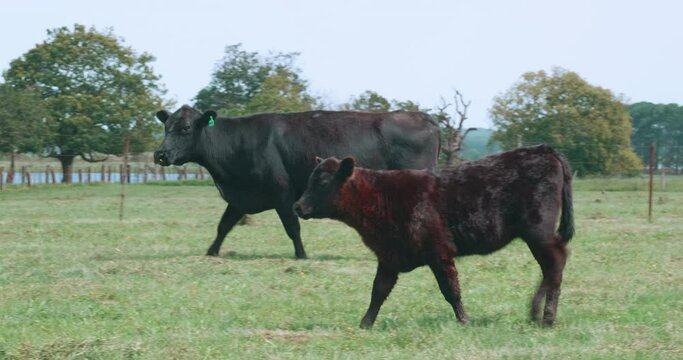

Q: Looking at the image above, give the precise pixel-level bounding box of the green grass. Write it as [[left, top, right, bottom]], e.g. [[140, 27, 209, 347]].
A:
[[0, 181, 681, 359]]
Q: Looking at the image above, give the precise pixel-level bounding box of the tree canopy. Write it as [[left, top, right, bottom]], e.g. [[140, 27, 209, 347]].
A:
[[0, 84, 51, 155], [194, 44, 316, 115], [3, 24, 167, 182], [630, 102, 683, 171], [340, 90, 427, 112], [490, 68, 642, 175]]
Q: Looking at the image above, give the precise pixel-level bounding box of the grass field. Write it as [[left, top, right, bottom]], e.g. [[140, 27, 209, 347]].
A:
[[0, 180, 681, 359]]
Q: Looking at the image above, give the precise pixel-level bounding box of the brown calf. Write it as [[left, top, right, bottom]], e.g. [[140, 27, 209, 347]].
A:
[[293, 145, 574, 328]]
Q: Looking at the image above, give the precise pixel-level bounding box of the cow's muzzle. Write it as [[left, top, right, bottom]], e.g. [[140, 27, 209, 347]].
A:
[[154, 150, 169, 166], [293, 201, 312, 219]]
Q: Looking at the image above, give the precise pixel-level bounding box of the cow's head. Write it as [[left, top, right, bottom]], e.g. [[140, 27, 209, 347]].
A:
[[153, 105, 217, 166], [293, 156, 355, 219]]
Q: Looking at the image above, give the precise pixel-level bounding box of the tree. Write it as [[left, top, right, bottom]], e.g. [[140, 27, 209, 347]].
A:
[[391, 99, 423, 112], [341, 90, 392, 112], [490, 68, 642, 175], [0, 84, 52, 180], [432, 90, 477, 165], [3, 24, 167, 183], [341, 90, 431, 113], [244, 68, 316, 114], [630, 102, 683, 171], [194, 44, 316, 115]]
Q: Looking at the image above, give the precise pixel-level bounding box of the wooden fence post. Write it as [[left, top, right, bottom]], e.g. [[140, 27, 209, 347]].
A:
[[101, 165, 105, 183], [0, 167, 4, 191], [107, 165, 112, 183], [78, 169, 83, 184], [143, 164, 148, 183], [45, 166, 50, 184], [25, 167, 32, 188], [127, 164, 132, 183], [87, 167, 92, 184], [198, 167, 204, 180], [6, 168, 13, 185], [50, 166, 56, 184], [21, 166, 26, 185], [119, 164, 124, 184]]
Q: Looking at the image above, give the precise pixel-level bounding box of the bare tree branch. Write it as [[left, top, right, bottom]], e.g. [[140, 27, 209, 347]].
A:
[[438, 89, 477, 166]]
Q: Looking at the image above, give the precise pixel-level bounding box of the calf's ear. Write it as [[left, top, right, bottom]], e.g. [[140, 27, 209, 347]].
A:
[[198, 110, 218, 127], [315, 156, 324, 164], [156, 110, 170, 123], [337, 157, 355, 180]]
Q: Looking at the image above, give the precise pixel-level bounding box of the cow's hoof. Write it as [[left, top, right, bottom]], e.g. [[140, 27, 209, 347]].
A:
[[206, 249, 219, 257], [359, 320, 374, 329]]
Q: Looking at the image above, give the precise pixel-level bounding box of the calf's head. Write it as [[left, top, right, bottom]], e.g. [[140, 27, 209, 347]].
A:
[[293, 157, 355, 219], [153, 105, 217, 166]]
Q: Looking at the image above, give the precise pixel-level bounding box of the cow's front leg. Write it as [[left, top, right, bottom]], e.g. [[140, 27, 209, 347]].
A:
[[206, 204, 245, 256], [275, 206, 307, 259], [360, 263, 398, 329]]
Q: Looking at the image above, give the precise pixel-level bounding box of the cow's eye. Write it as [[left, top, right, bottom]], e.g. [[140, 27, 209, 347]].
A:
[[181, 125, 191, 133]]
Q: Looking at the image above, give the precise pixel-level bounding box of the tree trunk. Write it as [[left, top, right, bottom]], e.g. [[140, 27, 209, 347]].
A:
[[57, 155, 76, 183], [10, 150, 15, 173], [119, 136, 130, 220], [6, 151, 16, 184]]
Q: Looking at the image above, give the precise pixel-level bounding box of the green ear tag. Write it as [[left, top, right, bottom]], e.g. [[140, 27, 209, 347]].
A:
[[208, 115, 215, 127]]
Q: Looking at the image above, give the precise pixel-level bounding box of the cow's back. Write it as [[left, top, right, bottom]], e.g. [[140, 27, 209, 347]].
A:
[[259, 110, 440, 194], [438, 145, 564, 255]]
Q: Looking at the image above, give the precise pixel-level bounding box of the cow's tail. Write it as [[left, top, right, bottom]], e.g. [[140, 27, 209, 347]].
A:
[[553, 149, 574, 243]]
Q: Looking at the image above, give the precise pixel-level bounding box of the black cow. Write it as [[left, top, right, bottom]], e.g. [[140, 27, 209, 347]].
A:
[[153, 105, 440, 259], [294, 145, 574, 327]]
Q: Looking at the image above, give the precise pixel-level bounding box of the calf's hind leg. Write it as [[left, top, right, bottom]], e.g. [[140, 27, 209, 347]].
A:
[[527, 238, 568, 326]]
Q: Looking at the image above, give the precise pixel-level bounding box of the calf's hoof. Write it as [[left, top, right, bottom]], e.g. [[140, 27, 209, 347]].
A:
[[295, 252, 308, 260], [206, 248, 219, 257], [542, 318, 556, 327]]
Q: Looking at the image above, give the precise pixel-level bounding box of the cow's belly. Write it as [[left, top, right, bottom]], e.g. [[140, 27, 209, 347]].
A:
[[214, 183, 277, 214]]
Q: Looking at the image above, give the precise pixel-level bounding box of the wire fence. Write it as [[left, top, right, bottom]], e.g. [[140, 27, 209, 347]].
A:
[[0, 163, 210, 190]]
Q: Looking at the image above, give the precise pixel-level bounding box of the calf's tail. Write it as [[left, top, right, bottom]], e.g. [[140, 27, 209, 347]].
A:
[[555, 150, 574, 243]]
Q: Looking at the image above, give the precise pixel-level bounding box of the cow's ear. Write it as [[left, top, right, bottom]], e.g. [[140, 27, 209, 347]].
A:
[[156, 110, 170, 123], [198, 110, 218, 127], [315, 156, 324, 164], [337, 157, 355, 180]]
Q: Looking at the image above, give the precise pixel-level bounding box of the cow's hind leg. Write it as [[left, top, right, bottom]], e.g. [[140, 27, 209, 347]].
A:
[[527, 238, 568, 326], [207, 204, 246, 256], [360, 263, 398, 329], [275, 207, 307, 259], [429, 258, 468, 324]]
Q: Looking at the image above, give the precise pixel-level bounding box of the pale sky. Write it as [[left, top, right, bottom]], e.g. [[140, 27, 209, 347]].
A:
[[1, 0, 681, 128]]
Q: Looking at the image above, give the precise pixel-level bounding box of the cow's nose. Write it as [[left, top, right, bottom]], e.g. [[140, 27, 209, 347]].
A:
[[293, 202, 305, 217], [154, 150, 166, 165]]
